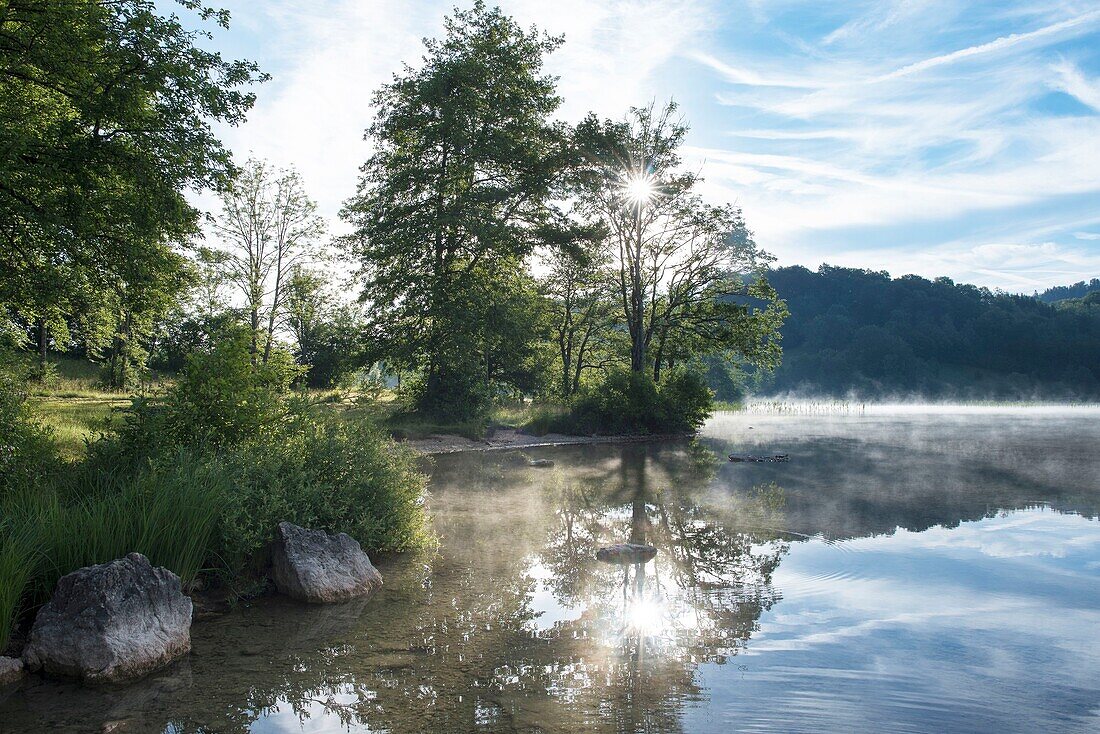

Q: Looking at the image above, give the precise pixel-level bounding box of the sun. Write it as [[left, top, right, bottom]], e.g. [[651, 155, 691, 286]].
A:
[[621, 172, 656, 207]]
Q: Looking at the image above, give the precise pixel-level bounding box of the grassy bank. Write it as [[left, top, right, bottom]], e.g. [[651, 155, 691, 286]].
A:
[[0, 345, 432, 653]]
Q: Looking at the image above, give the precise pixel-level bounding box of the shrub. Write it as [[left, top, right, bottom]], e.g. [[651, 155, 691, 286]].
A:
[[0, 360, 60, 499], [658, 368, 714, 432], [563, 368, 714, 435], [212, 407, 430, 581], [163, 328, 303, 449], [1, 333, 430, 647], [402, 365, 492, 423]]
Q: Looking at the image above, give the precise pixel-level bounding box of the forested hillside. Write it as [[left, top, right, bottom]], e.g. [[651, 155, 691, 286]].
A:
[[763, 266, 1100, 399], [1035, 279, 1100, 303]]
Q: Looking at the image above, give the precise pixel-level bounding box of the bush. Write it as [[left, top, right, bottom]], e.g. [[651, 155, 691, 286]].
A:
[[402, 364, 493, 423], [213, 407, 430, 581], [658, 368, 714, 431], [1, 333, 431, 649], [563, 368, 714, 435], [0, 360, 60, 499], [164, 329, 303, 449]]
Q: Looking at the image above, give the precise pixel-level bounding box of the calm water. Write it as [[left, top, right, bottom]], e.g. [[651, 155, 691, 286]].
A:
[[2, 408, 1100, 733]]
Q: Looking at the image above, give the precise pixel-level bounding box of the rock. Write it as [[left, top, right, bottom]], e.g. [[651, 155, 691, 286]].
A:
[[528, 458, 555, 468], [729, 453, 789, 463], [596, 543, 658, 565], [0, 655, 24, 686], [22, 553, 192, 683], [271, 522, 383, 604]]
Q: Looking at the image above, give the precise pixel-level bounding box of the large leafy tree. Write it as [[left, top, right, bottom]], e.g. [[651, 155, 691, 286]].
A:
[[341, 1, 581, 420], [0, 0, 265, 361], [573, 102, 786, 382]]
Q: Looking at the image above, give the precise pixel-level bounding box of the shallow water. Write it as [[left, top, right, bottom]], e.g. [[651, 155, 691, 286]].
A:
[[2, 408, 1099, 733]]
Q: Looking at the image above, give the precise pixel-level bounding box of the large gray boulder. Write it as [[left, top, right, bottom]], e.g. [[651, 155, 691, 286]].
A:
[[22, 553, 192, 683], [271, 522, 383, 603]]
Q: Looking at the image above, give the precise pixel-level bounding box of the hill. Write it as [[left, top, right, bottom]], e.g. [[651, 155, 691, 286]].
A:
[[760, 266, 1100, 400], [1036, 279, 1100, 303]]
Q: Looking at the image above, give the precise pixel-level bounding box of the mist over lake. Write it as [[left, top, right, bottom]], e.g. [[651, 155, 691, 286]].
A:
[[3, 1, 1099, 732], [3, 406, 1097, 732]]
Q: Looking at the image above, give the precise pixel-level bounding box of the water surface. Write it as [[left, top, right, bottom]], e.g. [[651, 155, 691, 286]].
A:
[[2, 407, 1099, 733]]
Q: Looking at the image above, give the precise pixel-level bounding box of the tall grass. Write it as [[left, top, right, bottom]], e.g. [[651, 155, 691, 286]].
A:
[[0, 455, 227, 650], [0, 518, 42, 652]]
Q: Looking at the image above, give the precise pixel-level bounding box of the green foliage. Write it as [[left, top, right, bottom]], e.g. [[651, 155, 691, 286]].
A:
[[0, 515, 41, 652], [284, 267, 365, 388], [340, 1, 583, 420], [571, 102, 786, 383], [766, 266, 1100, 399], [0, 0, 264, 367], [0, 360, 59, 498], [658, 368, 715, 430], [1036, 278, 1100, 304], [564, 368, 714, 435], [0, 454, 226, 650], [212, 408, 429, 581], [162, 329, 302, 449]]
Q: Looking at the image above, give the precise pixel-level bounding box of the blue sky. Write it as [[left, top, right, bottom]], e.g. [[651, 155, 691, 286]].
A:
[[194, 1, 1100, 292]]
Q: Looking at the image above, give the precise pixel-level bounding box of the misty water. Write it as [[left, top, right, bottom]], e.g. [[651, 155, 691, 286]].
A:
[[2, 407, 1100, 733]]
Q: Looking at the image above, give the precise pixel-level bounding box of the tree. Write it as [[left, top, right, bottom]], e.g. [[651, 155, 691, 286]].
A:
[[573, 102, 786, 382], [539, 248, 623, 397], [210, 158, 325, 364], [340, 1, 584, 420], [283, 266, 365, 388], [0, 0, 265, 364]]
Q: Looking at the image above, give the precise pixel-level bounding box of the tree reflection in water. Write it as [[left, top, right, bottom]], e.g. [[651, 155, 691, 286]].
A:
[[527, 442, 790, 733], [0, 442, 791, 734]]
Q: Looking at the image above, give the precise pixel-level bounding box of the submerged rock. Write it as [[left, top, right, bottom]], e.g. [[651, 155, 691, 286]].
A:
[[271, 522, 383, 604], [528, 458, 555, 468], [22, 553, 192, 683], [0, 655, 24, 686], [729, 453, 789, 463], [596, 543, 658, 565]]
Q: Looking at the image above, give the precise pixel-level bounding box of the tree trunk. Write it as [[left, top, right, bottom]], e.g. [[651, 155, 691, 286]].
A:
[[250, 306, 260, 364], [263, 239, 286, 365], [37, 318, 47, 368], [652, 326, 668, 383]]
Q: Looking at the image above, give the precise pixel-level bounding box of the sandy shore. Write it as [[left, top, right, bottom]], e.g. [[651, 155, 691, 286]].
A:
[[403, 428, 692, 455]]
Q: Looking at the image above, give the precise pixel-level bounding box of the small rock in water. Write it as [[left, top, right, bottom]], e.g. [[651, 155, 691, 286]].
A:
[[271, 521, 383, 604], [528, 458, 555, 468], [596, 543, 658, 565], [729, 453, 789, 463], [22, 553, 192, 683], [0, 655, 24, 686]]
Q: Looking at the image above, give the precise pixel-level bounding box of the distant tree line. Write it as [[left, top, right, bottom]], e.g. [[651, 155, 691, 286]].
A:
[[1035, 279, 1100, 304], [763, 266, 1100, 400]]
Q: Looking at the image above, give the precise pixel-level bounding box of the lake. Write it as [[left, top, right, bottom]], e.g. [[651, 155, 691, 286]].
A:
[[2, 407, 1099, 733]]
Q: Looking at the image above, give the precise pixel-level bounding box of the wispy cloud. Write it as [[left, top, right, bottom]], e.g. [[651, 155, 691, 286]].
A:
[[203, 0, 1100, 290], [874, 8, 1100, 82], [1052, 58, 1100, 110]]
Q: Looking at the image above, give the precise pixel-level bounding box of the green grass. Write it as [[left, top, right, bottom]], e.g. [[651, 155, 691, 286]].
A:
[[27, 397, 129, 460], [0, 519, 41, 653], [0, 457, 226, 651]]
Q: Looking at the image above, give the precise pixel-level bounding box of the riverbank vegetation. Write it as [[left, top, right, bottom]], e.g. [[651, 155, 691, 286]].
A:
[[0, 0, 783, 654]]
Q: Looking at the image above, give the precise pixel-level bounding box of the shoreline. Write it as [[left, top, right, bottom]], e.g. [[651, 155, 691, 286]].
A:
[[402, 428, 695, 455]]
